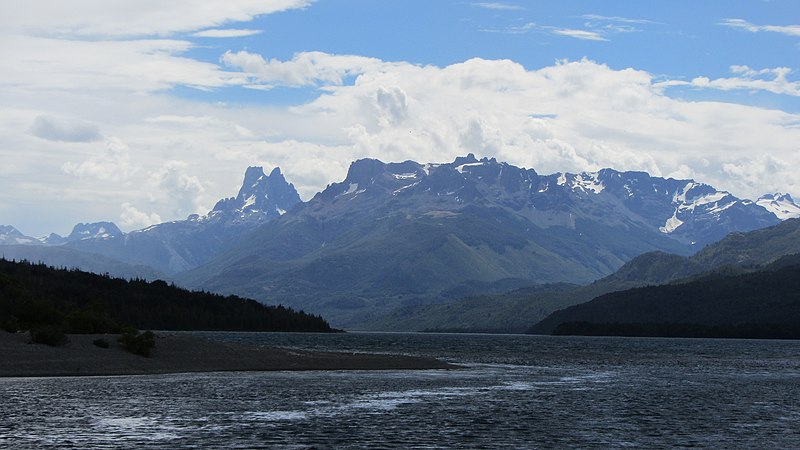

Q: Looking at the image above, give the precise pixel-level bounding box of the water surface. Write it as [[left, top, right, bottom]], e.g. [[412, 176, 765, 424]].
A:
[[2, 333, 799, 448]]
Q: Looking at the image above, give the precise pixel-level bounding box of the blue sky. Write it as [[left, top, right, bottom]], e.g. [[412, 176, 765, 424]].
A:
[[1, 0, 799, 235], [178, 0, 800, 109]]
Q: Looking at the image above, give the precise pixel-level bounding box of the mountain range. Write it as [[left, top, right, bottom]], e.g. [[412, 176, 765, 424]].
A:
[[3, 155, 798, 328]]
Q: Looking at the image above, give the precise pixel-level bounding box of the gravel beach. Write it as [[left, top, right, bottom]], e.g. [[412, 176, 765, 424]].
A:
[[0, 331, 456, 377]]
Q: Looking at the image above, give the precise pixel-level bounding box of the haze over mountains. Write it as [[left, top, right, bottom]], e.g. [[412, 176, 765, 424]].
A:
[[3, 155, 798, 328]]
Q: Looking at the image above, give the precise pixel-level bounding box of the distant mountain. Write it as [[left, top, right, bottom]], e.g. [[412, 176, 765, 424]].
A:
[[529, 218, 800, 335], [65, 222, 123, 242], [0, 244, 164, 280], [0, 226, 39, 246], [179, 155, 779, 328], [757, 193, 800, 220], [39, 233, 67, 246], [376, 218, 800, 333], [62, 166, 301, 274]]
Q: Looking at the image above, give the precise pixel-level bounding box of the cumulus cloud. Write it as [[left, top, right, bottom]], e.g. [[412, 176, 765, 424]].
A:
[[221, 50, 391, 88], [146, 161, 206, 218], [30, 115, 102, 142], [258, 54, 800, 199], [120, 202, 162, 228], [720, 19, 800, 37], [62, 137, 133, 180]]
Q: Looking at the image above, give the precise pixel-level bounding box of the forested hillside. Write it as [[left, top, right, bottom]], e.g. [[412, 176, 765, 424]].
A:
[[0, 259, 333, 333]]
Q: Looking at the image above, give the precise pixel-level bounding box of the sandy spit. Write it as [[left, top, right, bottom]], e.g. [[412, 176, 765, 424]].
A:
[[0, 331, 457, 377]]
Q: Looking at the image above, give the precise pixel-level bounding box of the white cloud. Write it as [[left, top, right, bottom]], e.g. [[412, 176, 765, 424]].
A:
[[551, 28, 608, 41], [689, 65, 800, 96], [221, 50, 392, 88], [581, 14, 657, 25], [0, 35, 248, 94], [192, 28, 263, 38], [62, 137, 134, 181], [0, 0, 310, 37], [30, 115, 103, 142], [120, 202, 162, 229], [145, 161, 207, 219], [472, 2, 524, 11], [4, 28, 800, 236], [720, 18, 800, 37]]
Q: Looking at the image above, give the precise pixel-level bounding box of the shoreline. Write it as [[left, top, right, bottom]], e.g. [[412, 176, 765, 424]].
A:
[[0, 331, 457, 377]]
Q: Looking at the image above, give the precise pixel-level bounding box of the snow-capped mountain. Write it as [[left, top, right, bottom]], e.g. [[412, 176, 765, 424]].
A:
[[757, 193, 800, 220], [39, 233, 67, 246], [0, 225, 39, 246], [314, 154, 778, 250], [207, 166, 300, 224], [180, 155, 780, 327], [66, 222, 123, 242], [62, 166, 301, 274]]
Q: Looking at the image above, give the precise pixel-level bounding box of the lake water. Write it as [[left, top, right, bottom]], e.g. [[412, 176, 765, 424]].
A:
[[2, 332, 800, 448]]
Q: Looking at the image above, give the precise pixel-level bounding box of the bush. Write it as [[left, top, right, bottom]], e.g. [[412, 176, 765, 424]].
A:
[[30, 325, 68, 347], [118, 328, 156, 357], [1, 317, 20, 333], [92, 338, 110, 348]]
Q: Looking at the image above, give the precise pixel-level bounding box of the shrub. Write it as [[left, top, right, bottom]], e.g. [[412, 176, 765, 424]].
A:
[[30, 325, 68, 347], [92, 338, 110, 349], [118, 328, 156, 357]]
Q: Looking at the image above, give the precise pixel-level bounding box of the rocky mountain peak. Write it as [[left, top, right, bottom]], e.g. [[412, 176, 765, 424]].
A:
[[67, 222, 122, 242], [210, 166, 301, 223]]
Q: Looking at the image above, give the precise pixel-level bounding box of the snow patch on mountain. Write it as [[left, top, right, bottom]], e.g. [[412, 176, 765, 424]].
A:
[[659, 212, 684, 234], [757, 193, 800, 220], [0, 225, 41, 246]]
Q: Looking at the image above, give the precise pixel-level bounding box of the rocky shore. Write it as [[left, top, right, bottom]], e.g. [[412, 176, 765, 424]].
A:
[[0, 331, 456, 377]]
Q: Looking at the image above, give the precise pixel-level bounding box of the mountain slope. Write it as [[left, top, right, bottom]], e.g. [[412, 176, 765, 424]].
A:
[[529, 260, 800, 337], [0, 226, 39, 246], [62, 166, 301, 275], [180, 155, 778, 328], [528, 219, 800, 335], [360, 213, 800, 333]]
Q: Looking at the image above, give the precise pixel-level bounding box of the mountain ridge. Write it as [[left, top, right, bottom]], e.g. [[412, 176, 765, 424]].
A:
[[177, 155, 783, 327]]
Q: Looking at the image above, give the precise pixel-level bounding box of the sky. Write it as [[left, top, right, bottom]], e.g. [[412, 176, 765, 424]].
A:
[[2, 0, 800, 236]]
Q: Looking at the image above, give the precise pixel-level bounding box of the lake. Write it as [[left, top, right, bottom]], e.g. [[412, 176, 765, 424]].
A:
[[2, 332, 799, 448]]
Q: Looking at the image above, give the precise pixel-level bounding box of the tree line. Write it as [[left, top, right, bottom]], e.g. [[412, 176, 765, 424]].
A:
[[0, 258, 334, 334]]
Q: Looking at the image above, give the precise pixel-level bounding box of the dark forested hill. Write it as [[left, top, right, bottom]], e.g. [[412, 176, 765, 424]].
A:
[[528, 259, 800, 338], [0, 259, 333, 333]]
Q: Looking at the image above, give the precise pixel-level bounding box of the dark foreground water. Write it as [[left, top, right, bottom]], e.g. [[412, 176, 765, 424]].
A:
[[2, 333, 800, 449]]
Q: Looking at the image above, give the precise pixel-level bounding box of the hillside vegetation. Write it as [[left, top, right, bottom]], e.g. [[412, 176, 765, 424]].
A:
[[529, 256, 800, 338], [0, 259, 333, 334]]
